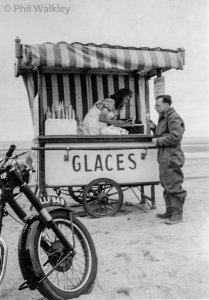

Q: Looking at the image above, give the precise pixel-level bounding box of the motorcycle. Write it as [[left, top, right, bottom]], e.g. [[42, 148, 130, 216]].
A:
[[0, 145, 97, 300]]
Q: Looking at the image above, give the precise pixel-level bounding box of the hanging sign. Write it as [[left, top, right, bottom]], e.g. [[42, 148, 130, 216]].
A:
[[154, 76, 165, 98]]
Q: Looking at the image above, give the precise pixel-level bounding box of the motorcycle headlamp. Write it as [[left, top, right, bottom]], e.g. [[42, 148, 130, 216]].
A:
[[14, 162, 31, 184]]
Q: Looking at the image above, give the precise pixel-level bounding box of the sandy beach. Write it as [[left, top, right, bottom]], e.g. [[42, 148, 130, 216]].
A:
[[0, 155, 209, 300]]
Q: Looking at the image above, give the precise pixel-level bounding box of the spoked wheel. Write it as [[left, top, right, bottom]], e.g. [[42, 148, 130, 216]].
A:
[[68, 187, 84, 204], [27, 210, 97, 300], [82, 178, 123, 218]]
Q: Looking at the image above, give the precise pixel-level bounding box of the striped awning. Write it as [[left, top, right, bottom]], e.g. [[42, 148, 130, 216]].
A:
[[20, 42, 185, 75]]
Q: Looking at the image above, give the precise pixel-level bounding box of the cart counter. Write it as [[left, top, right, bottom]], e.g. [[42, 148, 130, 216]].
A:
[[38, 142, 159, 187]]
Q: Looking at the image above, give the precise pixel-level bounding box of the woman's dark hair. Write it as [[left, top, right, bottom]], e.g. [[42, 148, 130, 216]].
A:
[[156, 95, 172, 105], [110, 88, 132, 109]]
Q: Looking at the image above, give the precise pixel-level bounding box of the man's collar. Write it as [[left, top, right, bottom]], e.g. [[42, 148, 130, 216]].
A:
[[161, 107, 175, 117]]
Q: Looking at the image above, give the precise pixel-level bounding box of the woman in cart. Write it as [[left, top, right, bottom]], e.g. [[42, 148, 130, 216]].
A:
[[83, 88, 132, 135]]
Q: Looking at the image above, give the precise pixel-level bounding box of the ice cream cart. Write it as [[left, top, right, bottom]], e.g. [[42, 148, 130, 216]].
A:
[[14, 37, 185, 217]]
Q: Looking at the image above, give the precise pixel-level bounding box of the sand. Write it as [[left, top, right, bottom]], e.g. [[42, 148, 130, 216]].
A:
[[0, 156, 209, 300]]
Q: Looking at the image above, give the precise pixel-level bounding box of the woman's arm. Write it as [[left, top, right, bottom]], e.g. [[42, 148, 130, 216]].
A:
[[99, 109, 126, 127]]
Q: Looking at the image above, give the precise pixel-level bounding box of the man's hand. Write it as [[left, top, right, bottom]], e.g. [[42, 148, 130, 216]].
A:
[[152, 138, 157, 145], [147, 120, 156, 129]]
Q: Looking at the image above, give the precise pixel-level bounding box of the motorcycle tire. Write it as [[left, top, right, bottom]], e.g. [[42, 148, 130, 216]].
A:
[[26, 209, 97, 300]]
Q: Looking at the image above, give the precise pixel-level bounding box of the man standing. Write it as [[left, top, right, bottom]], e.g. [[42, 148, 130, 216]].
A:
[[148, 95, 187, 225]]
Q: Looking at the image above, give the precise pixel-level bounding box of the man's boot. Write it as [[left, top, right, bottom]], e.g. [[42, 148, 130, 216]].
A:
[[165, 207, 183, 224], [156, 207, 172, 219], [156, 190, 172, 219], [165, 195, 184, 225]]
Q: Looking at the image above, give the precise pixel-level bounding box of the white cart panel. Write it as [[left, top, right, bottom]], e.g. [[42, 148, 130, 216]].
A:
[[45, 143, 159, 186]]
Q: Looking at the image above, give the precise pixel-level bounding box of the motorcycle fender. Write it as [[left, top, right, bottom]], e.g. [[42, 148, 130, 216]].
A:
[[19, 206, 72, 255], [18, 214, 40, 287]]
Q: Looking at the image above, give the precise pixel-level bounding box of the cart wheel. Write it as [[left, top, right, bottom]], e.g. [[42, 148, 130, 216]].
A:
[[82, 178, 123, 218], [68, 186, 84, 204]]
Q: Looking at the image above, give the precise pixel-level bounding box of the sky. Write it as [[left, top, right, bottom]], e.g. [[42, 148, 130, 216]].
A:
[[0, 0, 208, 140]]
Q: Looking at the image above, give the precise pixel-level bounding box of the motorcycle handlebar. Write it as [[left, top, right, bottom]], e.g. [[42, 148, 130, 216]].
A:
[[0, 145, 16, 170], [6, 145, 16, 158]]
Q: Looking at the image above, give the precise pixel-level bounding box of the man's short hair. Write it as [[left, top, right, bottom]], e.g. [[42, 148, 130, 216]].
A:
[[156, 95, 172, 105]]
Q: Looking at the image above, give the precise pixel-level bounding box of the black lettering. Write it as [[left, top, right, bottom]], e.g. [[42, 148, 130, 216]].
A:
[[117, 154, 124, 170], [84, 155, 92, 172], [105, 154, 113, 171], [128, 153, 137, 170], [94, 155, 103, 171], [72, 155, 81, 172]]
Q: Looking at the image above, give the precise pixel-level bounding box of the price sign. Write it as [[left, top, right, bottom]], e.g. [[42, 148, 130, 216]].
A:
[[154, 76, 165, 99]]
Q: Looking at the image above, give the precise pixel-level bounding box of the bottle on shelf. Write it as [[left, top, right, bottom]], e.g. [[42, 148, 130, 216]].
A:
[[57, 102, 61, 119], [65, 107, 69, 119], [77, 117, 84, 135], [72, 109, 75, 120], [68, 105, 72, 119], [55, 103, 58, 119], [132, 115, 136, 127], [61, 101, 65, 119], [51, 104, 56, 119], [46, 106, 52, 119]]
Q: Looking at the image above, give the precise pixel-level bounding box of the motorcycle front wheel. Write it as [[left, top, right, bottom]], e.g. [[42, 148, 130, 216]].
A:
[[27, 210, 97, 300]]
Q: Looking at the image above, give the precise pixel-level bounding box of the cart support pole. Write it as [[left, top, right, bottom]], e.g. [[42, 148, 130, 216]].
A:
[[37, 67, 47, 198], [38, 67, 45, 137], [134, 74, 140, 123], [140, 186, 145, 204], [151, 185, 156, 209], [145, 79, 151, 136]]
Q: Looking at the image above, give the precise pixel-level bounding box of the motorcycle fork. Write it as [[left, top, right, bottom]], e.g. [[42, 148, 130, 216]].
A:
[[20, 184, 75, 254]]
